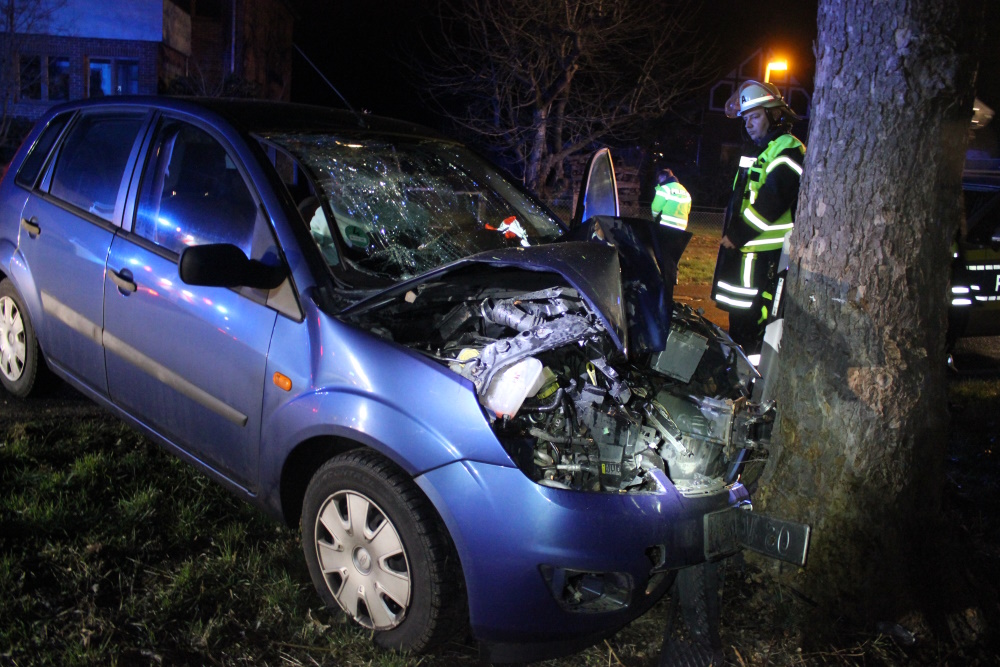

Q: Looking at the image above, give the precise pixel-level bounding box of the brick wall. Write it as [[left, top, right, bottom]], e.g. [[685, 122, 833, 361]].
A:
[[11, 33, 159, 121]]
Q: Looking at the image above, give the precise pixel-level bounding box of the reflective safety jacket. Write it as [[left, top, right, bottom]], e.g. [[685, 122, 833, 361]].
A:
[[730, 133, 805, 252], [651, 178, 692, 230], [712, 131, 804, 315]]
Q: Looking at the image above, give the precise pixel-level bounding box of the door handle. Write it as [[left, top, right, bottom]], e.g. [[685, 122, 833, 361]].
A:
[[109, 268, 137, 294], [20, 217, 40, 237]]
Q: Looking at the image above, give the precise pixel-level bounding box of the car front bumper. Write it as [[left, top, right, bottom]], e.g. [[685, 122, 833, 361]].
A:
[[416, 459, 751, 654]]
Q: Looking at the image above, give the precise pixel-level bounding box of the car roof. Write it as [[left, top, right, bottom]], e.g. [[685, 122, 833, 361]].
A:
[[45, 95, 445, 140]]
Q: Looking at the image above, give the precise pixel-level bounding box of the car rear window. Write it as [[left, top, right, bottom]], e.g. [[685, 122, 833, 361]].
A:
[[48, 112, 145, 222]]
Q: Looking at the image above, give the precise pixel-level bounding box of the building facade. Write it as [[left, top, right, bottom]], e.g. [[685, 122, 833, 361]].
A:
[[4, 0, 293, 123]]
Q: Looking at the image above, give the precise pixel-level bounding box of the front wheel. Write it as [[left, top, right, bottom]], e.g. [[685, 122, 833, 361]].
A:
[[301, 449, 466, 652], [0, 279, 47, 397]]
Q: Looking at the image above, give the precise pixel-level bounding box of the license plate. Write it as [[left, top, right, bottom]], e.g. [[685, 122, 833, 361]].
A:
[[705, 508, 810, 566]]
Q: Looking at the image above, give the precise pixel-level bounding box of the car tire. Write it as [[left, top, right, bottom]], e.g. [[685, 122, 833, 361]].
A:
[[301, 449, 466, 653], [0, 279, 47, 397]]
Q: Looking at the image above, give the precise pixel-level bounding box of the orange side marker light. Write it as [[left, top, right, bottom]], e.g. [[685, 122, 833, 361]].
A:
[[273, 372, 293, 392]]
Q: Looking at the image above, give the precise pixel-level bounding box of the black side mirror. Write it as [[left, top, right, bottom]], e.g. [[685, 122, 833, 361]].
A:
[[179, 244, 286, 290]]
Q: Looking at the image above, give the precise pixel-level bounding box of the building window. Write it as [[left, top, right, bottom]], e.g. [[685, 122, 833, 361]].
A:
[[789, 89, 811, 119], [116, 60, 139, 95], [89, 59, 112, 96], [88, 58, 140, 97], [20, 55, 42, 100], [48, 57, 70, 101]]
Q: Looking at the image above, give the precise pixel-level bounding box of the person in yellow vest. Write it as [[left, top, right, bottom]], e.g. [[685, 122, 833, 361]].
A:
[[711, 80, 805, 354], [650, 168, 692, 230]]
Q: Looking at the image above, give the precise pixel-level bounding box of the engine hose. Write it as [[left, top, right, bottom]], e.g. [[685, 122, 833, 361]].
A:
[[530, 387, 564, 413], [554, 464, 598, 474], [528, 427, 592, 447]]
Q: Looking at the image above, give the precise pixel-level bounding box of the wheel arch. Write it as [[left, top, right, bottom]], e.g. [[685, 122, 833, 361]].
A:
[[277, 434, 360, 528], [262, 386, 511, 527]]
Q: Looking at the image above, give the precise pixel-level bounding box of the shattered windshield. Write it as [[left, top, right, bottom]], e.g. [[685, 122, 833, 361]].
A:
[[263, 133, 565, 282]]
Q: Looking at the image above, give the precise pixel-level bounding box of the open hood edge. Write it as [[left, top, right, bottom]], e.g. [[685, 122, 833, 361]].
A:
[[339, 241, 629, 352]]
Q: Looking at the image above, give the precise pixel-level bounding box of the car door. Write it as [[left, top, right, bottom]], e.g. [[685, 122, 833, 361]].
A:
[[16, 109, 149, 395], [103, 115, 280, 490], [571, 147, 620, 226]]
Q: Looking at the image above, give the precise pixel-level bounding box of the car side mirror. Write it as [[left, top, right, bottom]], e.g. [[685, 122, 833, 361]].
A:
[[179, 243, 286, 290]]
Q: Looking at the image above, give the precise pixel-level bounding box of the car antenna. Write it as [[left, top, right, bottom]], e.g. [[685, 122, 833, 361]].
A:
[[293, 43, 368, 128]]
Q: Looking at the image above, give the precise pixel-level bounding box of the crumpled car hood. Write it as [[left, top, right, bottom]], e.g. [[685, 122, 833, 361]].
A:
[[341, 240, 629, 350], [339, 217, 691, 358]]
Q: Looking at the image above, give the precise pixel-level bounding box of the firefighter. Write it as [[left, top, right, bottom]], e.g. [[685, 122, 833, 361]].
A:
[[650, 168, 692, 230], [711, 80, 805, 355]]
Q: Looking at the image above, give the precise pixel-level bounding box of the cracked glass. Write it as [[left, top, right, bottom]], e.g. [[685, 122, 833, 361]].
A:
[[263, 134, 565, 282]]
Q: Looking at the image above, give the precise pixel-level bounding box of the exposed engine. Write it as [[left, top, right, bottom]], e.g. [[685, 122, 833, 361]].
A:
[[350, 277, 773, 495]]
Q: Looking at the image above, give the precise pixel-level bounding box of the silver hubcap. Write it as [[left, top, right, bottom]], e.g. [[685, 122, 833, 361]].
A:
[[315, 490, 410, 630], [0, 296, 26, 382]]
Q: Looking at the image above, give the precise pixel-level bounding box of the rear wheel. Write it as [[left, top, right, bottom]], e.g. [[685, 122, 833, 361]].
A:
[[0, 279, 47, 397], [301, 449, 466, 652]]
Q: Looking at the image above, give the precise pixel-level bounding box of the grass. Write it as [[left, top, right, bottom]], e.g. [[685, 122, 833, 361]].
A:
[[3, 396, 995, 667], [676, 231, 720, 284]]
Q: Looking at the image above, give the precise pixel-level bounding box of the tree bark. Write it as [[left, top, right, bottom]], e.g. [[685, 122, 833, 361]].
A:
[[758, 0, 983, 636]]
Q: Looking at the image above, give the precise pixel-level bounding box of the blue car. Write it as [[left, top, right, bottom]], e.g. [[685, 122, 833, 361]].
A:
[[0, 97, 803, 662]]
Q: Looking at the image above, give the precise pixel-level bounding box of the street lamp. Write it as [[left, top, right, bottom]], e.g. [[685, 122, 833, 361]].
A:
[[764, 60, 787, 83]]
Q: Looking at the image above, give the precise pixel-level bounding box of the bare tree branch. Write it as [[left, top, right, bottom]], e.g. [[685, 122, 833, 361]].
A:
[[417, 0, 713, 195]]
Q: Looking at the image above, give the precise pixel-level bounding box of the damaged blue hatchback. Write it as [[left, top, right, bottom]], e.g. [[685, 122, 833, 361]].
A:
[[0, 97, 806, 662]]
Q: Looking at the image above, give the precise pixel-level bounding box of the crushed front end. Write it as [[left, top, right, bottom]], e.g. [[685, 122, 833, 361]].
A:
[[340, 236, 807, 659]]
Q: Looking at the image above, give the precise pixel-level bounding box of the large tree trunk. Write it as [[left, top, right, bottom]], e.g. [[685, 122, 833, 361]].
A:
[[757, 0, 982, 634]]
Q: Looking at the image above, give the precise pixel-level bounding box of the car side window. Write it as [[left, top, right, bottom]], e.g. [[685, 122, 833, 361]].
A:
[[47, 112, 145, 222], [134, 119, 261, 258]]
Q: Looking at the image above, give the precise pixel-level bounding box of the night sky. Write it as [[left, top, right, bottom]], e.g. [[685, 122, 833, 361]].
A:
[[289, 1, 996, 139], [289, 1, 820, 124]]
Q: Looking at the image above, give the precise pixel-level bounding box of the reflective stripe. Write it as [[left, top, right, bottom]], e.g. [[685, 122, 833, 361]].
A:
[[952, 298, 972, 306], [744, 207, 794, 232], [717, 280, 758, 296], [739, 155, 756, 168], [952, 286, 970, 294], [716, 293, 755, 308], [742, 93, 775, 108], [742, 253, 755, 288], [659, 216, 688, 229], [766, 156, 803, 175], [744, 237, 788, 249], [665, 192, 692, 203]]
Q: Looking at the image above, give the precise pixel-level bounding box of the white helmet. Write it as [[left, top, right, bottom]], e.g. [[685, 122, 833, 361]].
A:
[[725, 80, 794, 119]]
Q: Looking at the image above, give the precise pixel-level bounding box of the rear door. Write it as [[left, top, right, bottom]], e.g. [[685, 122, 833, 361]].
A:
[[103, 115, 280, 490], [16, 109, 149, 395]]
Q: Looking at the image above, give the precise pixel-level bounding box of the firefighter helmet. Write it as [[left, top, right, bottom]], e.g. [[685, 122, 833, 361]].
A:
[[725, 80, 791, 119]]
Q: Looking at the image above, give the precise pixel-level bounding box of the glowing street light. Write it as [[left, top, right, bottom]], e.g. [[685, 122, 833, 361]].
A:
[[764, 60, 787, 83]]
